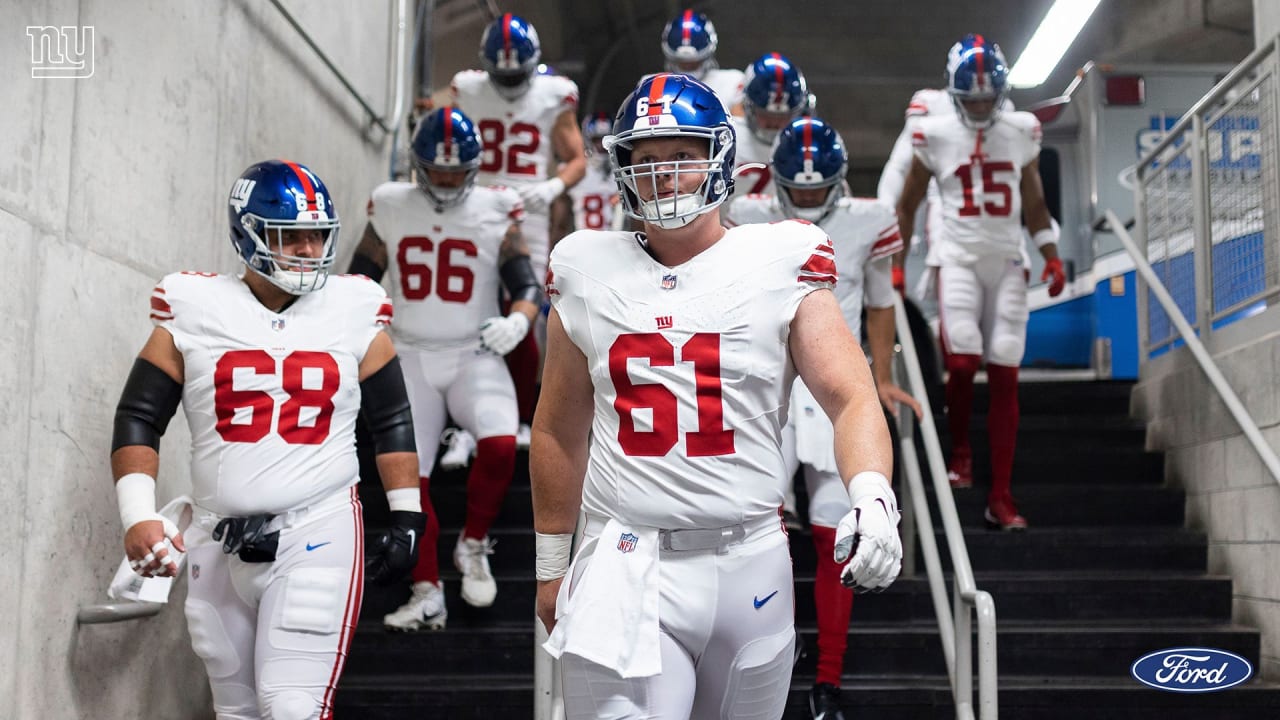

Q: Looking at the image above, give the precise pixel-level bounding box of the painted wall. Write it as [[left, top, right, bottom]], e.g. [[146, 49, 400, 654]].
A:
[[1, 1, 404, 717]]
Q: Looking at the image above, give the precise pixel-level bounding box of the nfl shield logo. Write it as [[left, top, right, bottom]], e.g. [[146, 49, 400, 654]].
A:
[[271, 318, 286, 331], [617, 532, 639, 553], [661, 274, 677, 290]]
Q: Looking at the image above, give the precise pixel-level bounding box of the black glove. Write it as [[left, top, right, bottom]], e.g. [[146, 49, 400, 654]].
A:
[[365, 510, 428, 585]]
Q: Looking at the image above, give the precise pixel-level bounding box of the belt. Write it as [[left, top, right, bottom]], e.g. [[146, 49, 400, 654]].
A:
[[585, 512, 781, 553], [191, 487, 355, 534]]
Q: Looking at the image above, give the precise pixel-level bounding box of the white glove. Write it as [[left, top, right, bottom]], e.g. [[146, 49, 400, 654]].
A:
[[479, 312, 531, 356], [517, 177, 566, 214], [834, 472, 902, 591]]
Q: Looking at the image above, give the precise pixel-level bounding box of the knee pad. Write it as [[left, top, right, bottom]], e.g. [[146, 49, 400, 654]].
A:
[[186, 599, 241, 679], [721, 627, 795, 719], [943, 319, 982, 357], [261, 689, 319, 720], [946, 352, 981, 377], [988, 333, 1026, 367]]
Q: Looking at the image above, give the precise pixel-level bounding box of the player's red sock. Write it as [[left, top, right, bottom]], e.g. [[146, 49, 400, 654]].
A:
[[945, 353, 982, 459], [463, 435, 518, 540], [410, 476, 441, 584], [986, 363, 1020, 504], [506, 332, 540, 424], [811, 524, 854, 687]]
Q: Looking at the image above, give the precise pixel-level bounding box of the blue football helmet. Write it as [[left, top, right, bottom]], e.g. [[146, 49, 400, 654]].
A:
[[661, 9, 719, 80], [772, 116, 848, 223], [606, 73, 736, 229], [945, 34, 1009, 128], [228, 160, 340, 295], [742, 53, 809, 144], [411, 106, 482, 209], [479, 13, 541, 100], [581, 111, 613, 170]]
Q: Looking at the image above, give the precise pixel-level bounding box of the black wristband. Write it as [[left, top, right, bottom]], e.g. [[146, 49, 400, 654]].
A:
[[359, 357, 417, 454], [112, 358, 183, 452]]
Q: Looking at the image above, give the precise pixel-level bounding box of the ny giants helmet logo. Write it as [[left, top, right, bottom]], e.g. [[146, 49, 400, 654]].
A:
[[229, 178, 256, 213]]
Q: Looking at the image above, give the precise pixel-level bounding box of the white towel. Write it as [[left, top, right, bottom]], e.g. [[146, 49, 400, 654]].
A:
[[543, 518, 661, 678], [791, 380, 839, 474], [107, 496, 193, 604]]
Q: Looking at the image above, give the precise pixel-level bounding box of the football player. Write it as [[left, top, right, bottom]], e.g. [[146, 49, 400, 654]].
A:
[[565, 111, 620, 233], [730, 52, 809, 197], [659, 9, 745, 115], [450, 13, 587, 446], [727, 116, 919, 720], [348, 107, 541, 627], [531, 74, 900, 719], [896, 35, 1066, 530], [110, 160, 424, 718]]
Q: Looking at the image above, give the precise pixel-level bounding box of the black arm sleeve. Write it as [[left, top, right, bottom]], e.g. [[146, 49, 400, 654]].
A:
[[359, 356, 417, 454], [112, 358, 183, 452], [348, 252, 385, 283], [499, 254, 542, 306]]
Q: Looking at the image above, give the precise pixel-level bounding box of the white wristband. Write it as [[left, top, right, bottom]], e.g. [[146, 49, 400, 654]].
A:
[[535, 532, 574, 581], [386, 487, 422, 513], [116, 472, 158, 532], [544, 176, 566, 198], [1032, 227, 1058, 249]]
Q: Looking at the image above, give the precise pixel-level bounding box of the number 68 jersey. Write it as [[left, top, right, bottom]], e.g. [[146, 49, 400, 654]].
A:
[[150, 272, 392, 517], [912, 110, 1041, 265], [547, 221, 837, 530]]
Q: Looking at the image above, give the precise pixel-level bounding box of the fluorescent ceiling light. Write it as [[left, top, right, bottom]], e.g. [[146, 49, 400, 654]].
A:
[[1008, 0, 1103, 89]]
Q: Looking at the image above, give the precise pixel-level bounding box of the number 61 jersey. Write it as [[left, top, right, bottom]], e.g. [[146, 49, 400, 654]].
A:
[[547, 221, 837, 530], [150, 272, 392, 517], [912, 109, 1041, 265]]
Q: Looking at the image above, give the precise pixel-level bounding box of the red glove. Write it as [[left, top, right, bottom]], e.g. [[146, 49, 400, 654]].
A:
[[891, 265, 905, 295], [1042, 257, 1066, 297]]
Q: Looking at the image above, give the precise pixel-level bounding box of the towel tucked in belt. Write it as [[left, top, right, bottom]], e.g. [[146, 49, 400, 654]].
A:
[[791, 380, 838, 473], [543, 518, 661, 678], [107, 495, 193, 603]]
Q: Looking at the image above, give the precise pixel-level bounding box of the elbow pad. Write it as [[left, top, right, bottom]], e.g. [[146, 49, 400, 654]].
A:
[[360, 356, 417, 454], [500, 254, 542, 306], [112, 358, 183, 452], [348, 253, 385, 283]]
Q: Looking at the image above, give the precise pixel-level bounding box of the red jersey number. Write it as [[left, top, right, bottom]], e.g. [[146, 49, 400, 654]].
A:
[[214, 350, 340, 445], [396, 236, 478, 303], [737, 165, 772, 195], [579, 194, 609, 229], [954, 161, 1015, 217], [608, 332, 736, 457], [477, 120, 541, 176]]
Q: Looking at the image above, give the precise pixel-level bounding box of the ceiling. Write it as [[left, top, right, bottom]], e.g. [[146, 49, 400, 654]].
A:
[[429, 0, 1255, 190]]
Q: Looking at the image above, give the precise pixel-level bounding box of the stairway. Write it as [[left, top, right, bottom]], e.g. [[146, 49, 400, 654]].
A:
[[336, 380, 1280, 718]]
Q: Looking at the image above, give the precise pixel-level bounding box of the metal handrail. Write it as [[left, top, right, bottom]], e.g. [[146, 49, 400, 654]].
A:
[[267, 0, 409, 137], [892, 294, 998, 720], [1106, 209, 1280, 486], [77, 601, 163, 624]]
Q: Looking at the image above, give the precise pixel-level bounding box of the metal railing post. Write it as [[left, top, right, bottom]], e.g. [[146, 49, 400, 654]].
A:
[[1190, 114, 1214, 340]]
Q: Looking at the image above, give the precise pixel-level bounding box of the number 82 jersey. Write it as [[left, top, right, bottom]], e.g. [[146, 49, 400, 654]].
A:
[[547, 222, 837, 530]]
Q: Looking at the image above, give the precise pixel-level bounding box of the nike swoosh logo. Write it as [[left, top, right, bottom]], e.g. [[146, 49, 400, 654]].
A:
[[305, 542, 332, 552], [406, 530, 416, 548], [753, 590, 779, 609]]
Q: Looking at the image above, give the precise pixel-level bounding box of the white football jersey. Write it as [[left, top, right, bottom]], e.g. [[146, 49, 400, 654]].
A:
[[725, 196, 902, 338], [703, 67, 745, 113], [369, 182, 524, 349], [151, 272, 390, 516], [450, 70, 579, 191], [547, 222, 836, 529], [729, 115, 774, 196], [912, 110, 1041, 265], [568, 161, 618, 231]]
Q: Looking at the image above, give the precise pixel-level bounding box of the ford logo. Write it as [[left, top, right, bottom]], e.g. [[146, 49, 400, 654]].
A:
[[1131, 647, 1253, 692]]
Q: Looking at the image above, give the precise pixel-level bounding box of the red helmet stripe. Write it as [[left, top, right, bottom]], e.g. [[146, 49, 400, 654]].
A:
[[771, 52, 785, 105], [648, 74, 668, 115], [682, 9, 693, 45], [283, 160, 318, 211], [442, 106, 454, 159], [802, 119, 813, 162], [502, 13, 512, 51], [973, 35, 986, 91]]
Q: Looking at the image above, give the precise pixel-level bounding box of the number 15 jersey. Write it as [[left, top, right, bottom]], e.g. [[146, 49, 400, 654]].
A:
[[912, 110, 1041, 265], [547, 222, 836, 529]]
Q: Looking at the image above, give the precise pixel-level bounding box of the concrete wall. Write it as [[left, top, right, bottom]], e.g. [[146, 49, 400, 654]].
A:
[[1, 1, 404, 717], [1257, 0, 1280, 45], [1132, 318, 1280, 680]]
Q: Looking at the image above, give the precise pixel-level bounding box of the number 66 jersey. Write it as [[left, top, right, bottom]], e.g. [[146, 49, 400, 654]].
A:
[[547, 221, 837, 530], [150, 272, 392, 517]]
